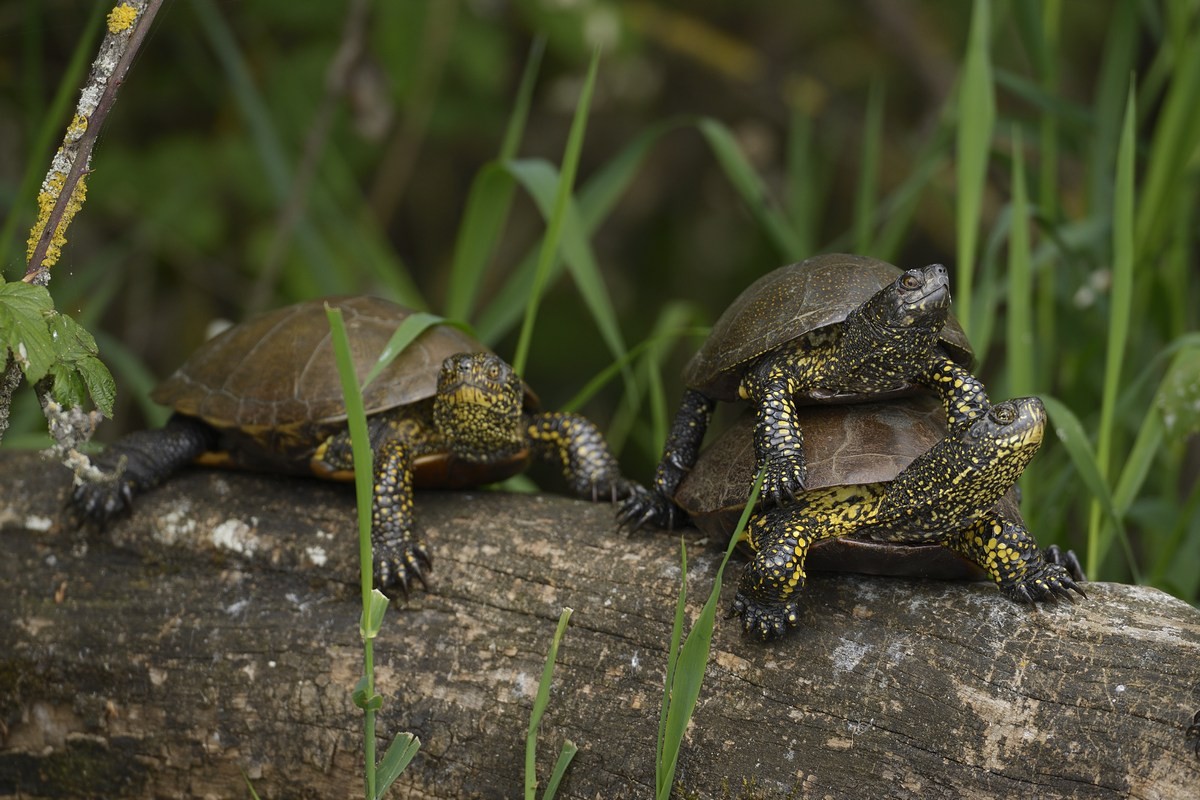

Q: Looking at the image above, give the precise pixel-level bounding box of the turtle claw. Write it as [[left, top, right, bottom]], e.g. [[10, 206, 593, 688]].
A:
[[1044, 544, 1087, 582], [731, 591, 800, 642], [616, 484, 681, 531], [1002, 559, 1086, 606], [758, 456, 805, 507], [374, 540, 432, 598], [69, 475, 136, 526]]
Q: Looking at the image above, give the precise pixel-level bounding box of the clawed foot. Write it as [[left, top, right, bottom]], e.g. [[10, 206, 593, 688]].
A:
[[730, 591, 801, 641], [1001, 559, 1087, 605], [69, 474, 135, 526], [583, 475, 639, 504], [374, 540, 433, 598], [758, 455, 806, 507], [616, 484, 686, 531], [1044, 544, 1087, 582]]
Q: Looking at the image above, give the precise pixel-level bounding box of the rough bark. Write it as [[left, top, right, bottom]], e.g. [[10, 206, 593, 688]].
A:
[[1, 450, 1198, 799]]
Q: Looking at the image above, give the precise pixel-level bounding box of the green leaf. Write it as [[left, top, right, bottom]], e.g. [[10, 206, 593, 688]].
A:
[[1156, 345, 1200, 436], [361, 312, 459, 390], [526, 607, 573, 800], [351, 675, 382, 711], [696, 117, 803, 258], [657, 468, 765, 799], [0, 282, 55, 382], [540, 739, 577, 800], [360, 589, 390, 641], [1041, 395, 1139, 582], [46, 312, 116, 416], [511, 47, 601, 377], [375, 732, 421, 798], [955, 0, 997, 339]]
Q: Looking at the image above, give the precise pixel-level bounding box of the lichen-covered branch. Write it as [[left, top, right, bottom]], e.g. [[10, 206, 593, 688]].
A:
[[23, 0, 163, 283]]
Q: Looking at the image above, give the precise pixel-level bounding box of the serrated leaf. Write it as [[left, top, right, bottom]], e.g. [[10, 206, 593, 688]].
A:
[[0, 282, 56, 381], [42, 311, 116, 416], [74, 355, 116, 417]]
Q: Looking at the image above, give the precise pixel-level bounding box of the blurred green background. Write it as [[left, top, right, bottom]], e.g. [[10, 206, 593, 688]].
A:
[[2, 0, 1197, 601]]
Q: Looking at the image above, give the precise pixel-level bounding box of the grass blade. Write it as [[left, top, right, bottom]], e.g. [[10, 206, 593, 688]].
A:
[[1006, 128, 1034, 397], [954, 0, 996, 339], [375, 733, 421, 798], [503, 159, 630, 381], [1087, 85, 1136, 575], [853, 78, 885, 254], [657, 469, 765, 799], [526, 608, 574, 800], [511, 48, 601, 377], [445, 38, 546, 321], [1042, 395, 1139, 582], [541, 740, 578, 800], [696, 117, 803, 259]]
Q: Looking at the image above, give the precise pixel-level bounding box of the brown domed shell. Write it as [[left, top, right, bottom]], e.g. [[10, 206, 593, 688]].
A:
[[675, 394, 1008, 579], [683, 254, 973, 400], [152, 296, 531, 431]]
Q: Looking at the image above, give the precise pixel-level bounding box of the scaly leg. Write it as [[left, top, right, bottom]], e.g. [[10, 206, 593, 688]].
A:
[[618, 389, 713, 529], [944, 514, 1085, 602], [526, 411, 634, 501], [70, 414, 218, 524], [922, 355, 991, 434]]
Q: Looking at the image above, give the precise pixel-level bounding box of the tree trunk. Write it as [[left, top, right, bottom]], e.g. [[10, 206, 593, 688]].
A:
[[1, 450, 1198, 799]]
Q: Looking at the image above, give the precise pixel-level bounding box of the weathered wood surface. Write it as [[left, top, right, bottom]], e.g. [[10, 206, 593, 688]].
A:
[[1, 450, 1198, 799]]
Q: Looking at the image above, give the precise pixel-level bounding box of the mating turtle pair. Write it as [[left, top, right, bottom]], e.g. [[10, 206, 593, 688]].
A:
[[71, 296, 634, 593], [622, 254, 1083, 639]]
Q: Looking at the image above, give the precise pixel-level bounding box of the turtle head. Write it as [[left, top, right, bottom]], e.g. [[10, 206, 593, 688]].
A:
[[868, 263, 950, 330], [887, 396, 1045, 532], [434, 352, 525, 462]]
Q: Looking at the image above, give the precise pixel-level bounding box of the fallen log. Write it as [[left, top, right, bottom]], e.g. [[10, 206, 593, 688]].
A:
[[1, 450, 1198, 799]]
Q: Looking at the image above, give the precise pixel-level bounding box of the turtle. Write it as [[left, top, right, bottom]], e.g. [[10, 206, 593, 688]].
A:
[[70, 296, 635, 594], [676, 393, 1085, 582], [620, 253, 988, 529], [709, 394, 1086, 640]]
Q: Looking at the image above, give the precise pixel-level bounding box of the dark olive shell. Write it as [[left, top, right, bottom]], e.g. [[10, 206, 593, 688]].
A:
[[674, 394, 1013, 578], [683, 254, 974, 401], [152, 296, 533, 432]]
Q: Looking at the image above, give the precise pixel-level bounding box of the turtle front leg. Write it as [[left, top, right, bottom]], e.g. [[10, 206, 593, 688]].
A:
[[368, 438, 432, 595], [740, 360, 807, 505], [319, 429, 431, 595], [731, 506, 820, 641], [922, 356, 991, 434], [618, 388, 714, 529], [526, 411, 635, 502], [945, 514, 1086, 603], [70, 414, 218, 524]]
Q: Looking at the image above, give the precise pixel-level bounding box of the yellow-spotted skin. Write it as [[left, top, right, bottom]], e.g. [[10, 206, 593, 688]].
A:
[[70, 297, 634, 598], [731, 397, 1085, 640], [620, 254, 989, 530]]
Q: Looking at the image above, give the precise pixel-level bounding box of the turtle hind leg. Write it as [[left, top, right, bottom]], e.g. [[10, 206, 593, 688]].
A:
[[617, 389, 714, 530], [946, 515, 1086, 603], [526, 411, 635, 502], [69, 413, 218, 524], [731, 507, 819, 641]]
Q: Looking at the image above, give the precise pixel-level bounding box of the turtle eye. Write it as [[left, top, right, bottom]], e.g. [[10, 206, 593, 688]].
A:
[[992, 404, 1017, 424], [900, 272, 922, 291], [488, 363, 500, 380]]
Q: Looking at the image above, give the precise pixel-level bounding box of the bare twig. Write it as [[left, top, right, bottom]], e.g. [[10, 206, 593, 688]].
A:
[[24, 0, 164, 283]]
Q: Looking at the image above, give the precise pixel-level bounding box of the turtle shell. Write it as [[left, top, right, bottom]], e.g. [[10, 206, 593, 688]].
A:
[[674, 394, 1012, 579], [683, 253, 974, 401], [152, 296, 536, 455]]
